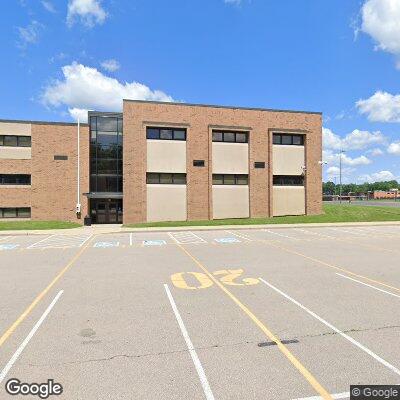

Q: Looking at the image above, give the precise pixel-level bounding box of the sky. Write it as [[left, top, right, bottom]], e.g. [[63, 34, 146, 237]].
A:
[[1, 0, 400, 184]]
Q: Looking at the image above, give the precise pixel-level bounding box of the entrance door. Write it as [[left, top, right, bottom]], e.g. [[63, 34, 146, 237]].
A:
[[91, 199, 123, 224]]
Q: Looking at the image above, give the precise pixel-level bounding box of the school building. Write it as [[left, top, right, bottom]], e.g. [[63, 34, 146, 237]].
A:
[[0, 100, 322, 224]]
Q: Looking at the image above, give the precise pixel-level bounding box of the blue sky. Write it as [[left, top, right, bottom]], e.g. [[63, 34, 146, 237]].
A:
[[1, 0, 400, 183]]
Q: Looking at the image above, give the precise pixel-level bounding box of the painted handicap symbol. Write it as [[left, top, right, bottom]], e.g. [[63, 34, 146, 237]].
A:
[[0, 244, 19, 250], [215, 238, 240, 244], [143, 240, 166, 246], [94, 241, 120, 248]]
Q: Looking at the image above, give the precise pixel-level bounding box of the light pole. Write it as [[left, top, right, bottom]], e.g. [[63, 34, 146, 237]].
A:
[[339, 149, 345, 204]]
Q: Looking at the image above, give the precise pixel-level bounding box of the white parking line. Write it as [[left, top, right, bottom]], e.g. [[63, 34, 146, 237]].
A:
[[263, 230, 300, 240], [225, 230, 251, 241], [0, 290, 63, 384], [129, 233, 133, 246], [259, 278, 400, 377], [27, 235, 55, 249], [0, 236, 12, 242], [164, 284, 215, 400], [336, 273, 400, 299], [328, 227, 368, 236], [168, 232, 206, 244]]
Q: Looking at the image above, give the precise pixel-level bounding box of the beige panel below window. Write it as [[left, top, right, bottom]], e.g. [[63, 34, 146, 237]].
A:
[[212, 143, 248, 174], [273, 145, 305, 175], [0, 147, 31, 160], [273, 186, 305, 216], [147, 140, 186, 173], [147, 185, 187, 222], [212, 185, 249, 219]]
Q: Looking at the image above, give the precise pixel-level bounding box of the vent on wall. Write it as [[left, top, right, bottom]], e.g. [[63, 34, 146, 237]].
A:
[[54, 155, 68, 160], [193, 160, 205, 167], [254, 162, 265, 169]]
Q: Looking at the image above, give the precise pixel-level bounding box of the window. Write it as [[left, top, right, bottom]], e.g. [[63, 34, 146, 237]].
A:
[[146, 127, 186, 141], [0, 135, 31, 147], [0, 174, 31, 185], [146, 173, 187, 184], [0, 207, 31, 218], [212, 131, 249, 143], [193, 160, 205, 167], [273, 175, 304, 186], [212, 174, 249, 185], [273, 133, 304, 146]]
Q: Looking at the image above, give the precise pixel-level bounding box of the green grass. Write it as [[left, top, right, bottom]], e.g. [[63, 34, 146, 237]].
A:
[[0, 220, 81, 231], [124, 204, 400, 228]]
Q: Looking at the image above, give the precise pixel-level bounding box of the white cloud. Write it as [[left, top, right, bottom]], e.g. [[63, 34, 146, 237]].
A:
[[326, 166, 355, 181], [68, 107, 90, 122], [41, 62, 174, 122], [100, 59, 120, 72], [323, 127, 386, 150], [67, 0, 107, 27], [323, 149, 372, 166], [358, 170, 397, 183], [368, 147, 384, 156], [361, 0, 400, 62], [387, 141, 400, 155], [357, 91, 400, 122], [42, 1, 56, 13], [17, 21, 44, 48]]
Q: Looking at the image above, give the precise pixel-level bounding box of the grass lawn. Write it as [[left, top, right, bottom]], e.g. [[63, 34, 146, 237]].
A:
[[0, 220, 81, 231], [124, 204, 400, 228]]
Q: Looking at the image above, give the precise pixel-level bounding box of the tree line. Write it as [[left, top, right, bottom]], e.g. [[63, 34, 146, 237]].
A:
[[323, 180, 400, 195]]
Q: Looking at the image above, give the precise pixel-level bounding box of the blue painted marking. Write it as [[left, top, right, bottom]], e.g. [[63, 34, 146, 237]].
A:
[[0, 244, 19, 250], [215, 237, 240, 244], [94, 241, 120, 248], [143, 240, 166, 246]]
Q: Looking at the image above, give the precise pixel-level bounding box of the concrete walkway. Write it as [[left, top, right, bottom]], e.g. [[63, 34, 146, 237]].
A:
[[1, 220, 400, 236]]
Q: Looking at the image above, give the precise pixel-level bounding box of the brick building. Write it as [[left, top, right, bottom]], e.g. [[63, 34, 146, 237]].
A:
[[0, 100, 322, 224]]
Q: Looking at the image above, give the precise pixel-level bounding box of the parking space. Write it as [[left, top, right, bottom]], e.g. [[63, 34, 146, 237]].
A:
[[0, 225, 399, 399]]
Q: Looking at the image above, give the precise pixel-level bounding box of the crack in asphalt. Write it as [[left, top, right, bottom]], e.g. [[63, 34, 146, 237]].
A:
[[26, 324, 400, 367]]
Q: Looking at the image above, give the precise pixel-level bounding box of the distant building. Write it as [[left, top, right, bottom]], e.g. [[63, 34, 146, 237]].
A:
[[373, 190, 399, 200]]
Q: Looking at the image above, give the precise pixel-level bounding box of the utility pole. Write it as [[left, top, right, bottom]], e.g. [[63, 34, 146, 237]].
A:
[[339, 149, 344, 204]]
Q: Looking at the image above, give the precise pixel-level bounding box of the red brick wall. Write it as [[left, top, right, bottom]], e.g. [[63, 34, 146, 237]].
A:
[[123, 101, 322, 224]]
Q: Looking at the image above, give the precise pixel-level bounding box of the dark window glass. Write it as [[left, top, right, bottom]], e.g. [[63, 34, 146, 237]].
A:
[[90, 116, 97, 131], [97, 131, 118, 146], [281, 135, 292, 145], [212, 132, 223, 142], [4, 136, 18, 146], [18, 136, 31, 147], [146, 128, 159, 139], [17, 208, 31, 218], [292, 135, 303, 145], [273, 134, 281, 145], [173, 130, 186, 140], [97, 159, 118, 174], [160, 173, 173, 184], [3, 208, 17, 218], [213, 174, 224, 185], [0, 174, 31, 185], [224, 174, 235, 185], [146, 173, 159, 184], [0, 136, 3, 146], [96, 117, 118, 132], [96, 175, 120, 192], [273, 175, 304, 186], [212, 174, 249, 185], [117, 118, 123, 133], [224, 132, 235, 142], [236, 133, 247, 143], [160, 129, 173, 140], [173, 174, 186, 184], [236, 175, 248, 185]]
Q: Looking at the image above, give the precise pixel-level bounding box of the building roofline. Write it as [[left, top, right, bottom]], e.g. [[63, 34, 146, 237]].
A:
[[123, 99, 322, 115], [0, 118, 88, 126], [88, 111, 122, 117]]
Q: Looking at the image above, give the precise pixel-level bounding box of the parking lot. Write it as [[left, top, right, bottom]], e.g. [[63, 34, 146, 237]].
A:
[[0, 225, 400, 399]]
